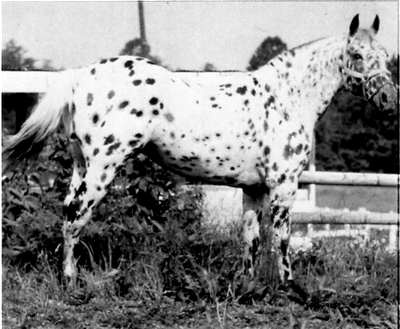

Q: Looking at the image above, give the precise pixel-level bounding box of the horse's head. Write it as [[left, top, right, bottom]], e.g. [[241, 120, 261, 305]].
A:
[[340, 14, 397, 114]]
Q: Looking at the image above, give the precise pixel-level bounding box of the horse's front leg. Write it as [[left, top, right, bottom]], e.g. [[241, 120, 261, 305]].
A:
[[270, 180, 308, 303], [269, 181, 297, 283]]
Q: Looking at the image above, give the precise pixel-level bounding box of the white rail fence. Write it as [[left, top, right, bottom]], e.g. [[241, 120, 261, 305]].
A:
[[3, 71, 399, 251]]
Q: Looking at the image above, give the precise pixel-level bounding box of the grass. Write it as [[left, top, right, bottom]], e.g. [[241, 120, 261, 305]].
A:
[[2, 221, 398, 329], [2, 150, 398, 328]]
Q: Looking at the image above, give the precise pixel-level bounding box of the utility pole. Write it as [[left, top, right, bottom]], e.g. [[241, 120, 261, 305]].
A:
[[138, 1, 147, 44]]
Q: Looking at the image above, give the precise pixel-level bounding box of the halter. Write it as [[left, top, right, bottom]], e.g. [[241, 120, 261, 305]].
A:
[[340, 66, 392, 100]]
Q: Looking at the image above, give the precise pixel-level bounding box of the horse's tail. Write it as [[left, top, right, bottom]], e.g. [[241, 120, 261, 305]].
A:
[[2, 70, 78, 171]]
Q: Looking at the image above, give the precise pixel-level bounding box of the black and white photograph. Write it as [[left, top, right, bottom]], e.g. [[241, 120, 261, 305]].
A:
[[2, 1, 399, 328]]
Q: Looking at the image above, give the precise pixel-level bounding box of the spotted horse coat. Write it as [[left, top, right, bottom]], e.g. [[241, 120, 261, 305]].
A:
[[3, 15, 396, 288]]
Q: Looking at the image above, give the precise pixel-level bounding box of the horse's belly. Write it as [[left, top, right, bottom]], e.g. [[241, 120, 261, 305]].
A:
[[144, 142, 263, 186]]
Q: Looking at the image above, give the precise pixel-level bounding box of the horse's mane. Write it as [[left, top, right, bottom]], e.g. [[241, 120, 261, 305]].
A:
[[290, 36, 329, 53]]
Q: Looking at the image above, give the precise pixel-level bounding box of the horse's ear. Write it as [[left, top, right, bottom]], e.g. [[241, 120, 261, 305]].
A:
[[350, 14, 359, 36], [371, 15, 380, 34]]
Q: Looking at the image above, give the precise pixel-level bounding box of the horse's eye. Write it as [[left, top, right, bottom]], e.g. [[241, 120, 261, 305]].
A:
[[353, 53, 363, 60]]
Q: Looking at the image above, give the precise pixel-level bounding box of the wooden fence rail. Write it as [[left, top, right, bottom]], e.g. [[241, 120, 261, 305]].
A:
[[299, 171, 398, 187], [293, 210, 398, 225]]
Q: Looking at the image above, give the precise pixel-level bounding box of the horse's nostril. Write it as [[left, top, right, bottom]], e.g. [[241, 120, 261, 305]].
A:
[[381, 92, 388, 104]]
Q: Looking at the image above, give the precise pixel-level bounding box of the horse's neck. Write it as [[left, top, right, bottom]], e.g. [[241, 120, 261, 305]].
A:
[[255, 34, 346, 129]]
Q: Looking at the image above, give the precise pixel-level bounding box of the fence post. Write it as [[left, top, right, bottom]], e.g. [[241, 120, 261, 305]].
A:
[[388, 214, 398, 251]]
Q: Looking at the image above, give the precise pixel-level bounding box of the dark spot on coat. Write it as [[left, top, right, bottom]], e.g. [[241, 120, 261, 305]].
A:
[[264, 146, 270, 156], [108, 91, 115, 99], [146, 78, 156, 85], [84, 134, 91, 145], [295, 144, 303, 155], [136, 111, 143, 117], [264, 95, 275, 108], [93, 114, 99, 124], [272, 163, 278, 171], [106, 142, 121, 155], [104, 134, 115, 145], [71, 103, 76, 116], [128, 140, 138, 147], [124, 60, 134, 69], [100, 173, 107, 182], [87, 93, 94, 106], [93, 148, 99, 156], [283, 145, 294, 159], [119, 101, 129, 109], [133, 80, 142, 86], [236, 86, 247, 95], [283, 112, 290, 120], [165, 113, 174, 122], [91, 68, 96, 75], [153, 109, 159, 115], [149, 97, 158, 105], [100, 59, 107, 64], [278, 174, 286, 184]]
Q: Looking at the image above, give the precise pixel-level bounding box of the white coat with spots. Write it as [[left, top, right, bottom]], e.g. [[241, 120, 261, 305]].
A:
[[3, 15, 396, 289]]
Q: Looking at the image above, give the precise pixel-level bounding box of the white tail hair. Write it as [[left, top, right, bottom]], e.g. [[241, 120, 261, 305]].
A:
[[3, 70, 78, 170]]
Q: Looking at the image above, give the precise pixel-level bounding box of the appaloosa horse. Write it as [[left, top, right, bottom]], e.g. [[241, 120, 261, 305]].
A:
[[3, 15, 396, 288]]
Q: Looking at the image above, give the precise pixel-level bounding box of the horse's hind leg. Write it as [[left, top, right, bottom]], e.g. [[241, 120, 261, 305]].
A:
[[62, 154, 121, 284], [64, 140, 86, 209], [241, 186, 268, 277]]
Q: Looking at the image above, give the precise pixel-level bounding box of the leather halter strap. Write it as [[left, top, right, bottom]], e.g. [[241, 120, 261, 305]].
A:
[[342, 67, 389, 82], [340, 66, 392, 100]]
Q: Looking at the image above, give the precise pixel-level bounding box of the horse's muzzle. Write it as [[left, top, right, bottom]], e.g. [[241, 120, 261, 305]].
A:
[[370, 83, 398, 115]]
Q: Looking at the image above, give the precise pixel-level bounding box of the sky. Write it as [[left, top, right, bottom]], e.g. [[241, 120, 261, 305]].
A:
[[2, 1, 399, 71]]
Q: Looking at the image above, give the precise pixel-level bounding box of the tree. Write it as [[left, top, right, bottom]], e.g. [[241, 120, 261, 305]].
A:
[[247, 36, 287, 71], [203, 63, 217, 72], [2, 40, 36, 71], [120, 38, 162, 65]]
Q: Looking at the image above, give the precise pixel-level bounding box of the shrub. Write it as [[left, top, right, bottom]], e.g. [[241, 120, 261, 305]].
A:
[[2, 131, 204, 280]]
